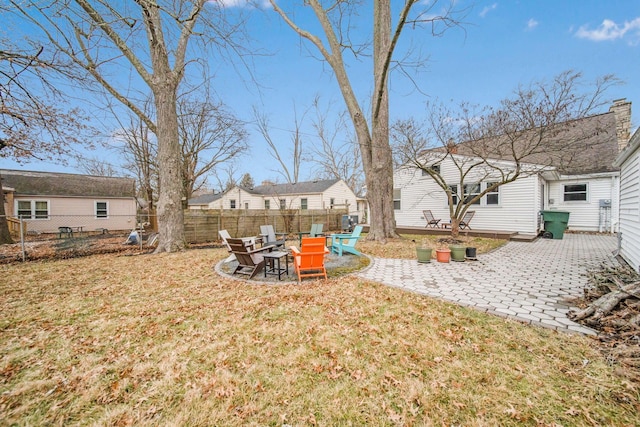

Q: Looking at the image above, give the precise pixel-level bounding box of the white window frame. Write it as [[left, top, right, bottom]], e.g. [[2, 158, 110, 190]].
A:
[[264, 199, 270, 210], [463, 183, 481, 205], [300, 198, 308, 210], [563, 183, 588, 202], [95, 201, 109, 219], [230, 199, 236, 209], [393, 188, 401, 210], [279, 199, 286, 209], [447, 185, 459, 206], [16, 199, 50, 220], [484, 182, 500, 206]]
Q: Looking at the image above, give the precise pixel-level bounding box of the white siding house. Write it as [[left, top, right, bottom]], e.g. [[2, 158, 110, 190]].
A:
[[613, 128, 640, 272], [394, 99, 631, 236], [188, 179, 364, 218]]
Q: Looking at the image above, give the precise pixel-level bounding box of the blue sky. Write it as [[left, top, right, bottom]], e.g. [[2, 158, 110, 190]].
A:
[[2, 0, 639, 188]]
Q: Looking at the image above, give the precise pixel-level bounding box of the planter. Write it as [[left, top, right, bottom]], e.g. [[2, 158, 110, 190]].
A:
[[435, 248, 451, 263], [465, 247, 477, 260], [449, 245, 466, 262], [416, 247, 433, 263]]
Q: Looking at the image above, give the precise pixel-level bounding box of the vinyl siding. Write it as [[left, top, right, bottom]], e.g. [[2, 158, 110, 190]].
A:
[[393, 159, 541, 234], [618, 149, 640, 272], [14, 196, 137, 233], [547, 174, 619, 232]]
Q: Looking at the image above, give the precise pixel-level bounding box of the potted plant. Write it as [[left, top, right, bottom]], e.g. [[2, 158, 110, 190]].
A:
[[416, 239, 433, 263], [435, 244, 451, 263], [449, 244, 466, 262]]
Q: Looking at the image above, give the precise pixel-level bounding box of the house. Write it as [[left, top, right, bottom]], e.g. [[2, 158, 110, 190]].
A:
[[188, 178, 365, 219], [1, 169, 138, 234], [393, 99, 631, 235], [613, 127, 640, 272]]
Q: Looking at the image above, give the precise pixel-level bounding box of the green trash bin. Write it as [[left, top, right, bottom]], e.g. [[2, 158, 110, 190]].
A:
[[541, 210, 570, 239]]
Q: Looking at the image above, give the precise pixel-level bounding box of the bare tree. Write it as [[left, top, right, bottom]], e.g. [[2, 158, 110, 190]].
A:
[[7, 0, 249, 252], [269, 0, 464, 241], [178, 95, 249, 201], [239, 173, 255, 189], [392, 71, 619, 237], [253, 105, 305, 184], [307, 98, 364, 195], [0, 42, 93, 244], [75, 156, 120, 177]]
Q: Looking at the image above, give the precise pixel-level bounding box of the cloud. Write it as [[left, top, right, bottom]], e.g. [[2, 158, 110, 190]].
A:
[[575, 17, 640, 43], [479, 3, 497, 18], [526, 18, 538, 31]]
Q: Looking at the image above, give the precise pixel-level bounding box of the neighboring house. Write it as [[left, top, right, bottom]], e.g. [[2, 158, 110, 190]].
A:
[[393, 99, 631, 235], [188, 178, 364, 219], [613, 127, 640, 272], [1, 169, 137, 234]]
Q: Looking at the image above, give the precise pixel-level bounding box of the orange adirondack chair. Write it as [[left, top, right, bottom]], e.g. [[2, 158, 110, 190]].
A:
[[290, 237, 329, 283]]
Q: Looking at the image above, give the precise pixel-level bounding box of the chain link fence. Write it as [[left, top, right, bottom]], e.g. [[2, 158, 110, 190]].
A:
[[1, 208, 353, 262]]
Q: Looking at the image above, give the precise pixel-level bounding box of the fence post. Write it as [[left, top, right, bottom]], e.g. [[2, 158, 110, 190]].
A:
[[19, 216, 26, 262]]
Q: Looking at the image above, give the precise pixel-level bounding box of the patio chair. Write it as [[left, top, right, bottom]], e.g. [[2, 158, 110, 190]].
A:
[[260, 225, 286, 249], [297, 223, 325, 243], [219, 230, 256, 262], [227, 238, 274, 279], [459, 210, 475, 230], [330, 225, 363, 256], [423, 210, 441, 228], [290, 237, 329, 283]]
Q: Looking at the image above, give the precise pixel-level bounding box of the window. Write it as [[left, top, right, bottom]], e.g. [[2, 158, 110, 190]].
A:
[[463, 184, 481, 204], [264, 200, 270, 210], [95, 201, 108, 218], [422, 164, 440, 176], [279, 199, 286, 209], [563, 184, 587, 201], [230, 199, 236, 209], [330, 198, 335, 209], [300, 198, 308, 210], [447, 185, 459, 205], [17, 200, 49, 219], [244, 202, 249, 210], [393, 188, 401, 210], [485, 182, 499, 205]]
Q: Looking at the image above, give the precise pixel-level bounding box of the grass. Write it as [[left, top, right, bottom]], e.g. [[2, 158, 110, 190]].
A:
[[1, 240, 639, 425]]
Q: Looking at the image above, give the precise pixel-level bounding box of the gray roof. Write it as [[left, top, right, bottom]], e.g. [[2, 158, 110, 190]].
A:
[[1, 169, 136, 198], [188, 192, 223, 205], [248, 179, 341, 195], [452, 111, 620, 175]]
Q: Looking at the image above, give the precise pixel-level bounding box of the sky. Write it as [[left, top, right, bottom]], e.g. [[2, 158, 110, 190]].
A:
[[2, 0, 640, 190]]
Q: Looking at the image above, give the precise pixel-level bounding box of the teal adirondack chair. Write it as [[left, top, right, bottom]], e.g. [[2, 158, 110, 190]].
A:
[[330, 225, 363, 256], [298, 223, 325, 243]]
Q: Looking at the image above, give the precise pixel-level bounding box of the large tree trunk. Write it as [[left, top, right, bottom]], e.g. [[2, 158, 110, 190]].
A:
[[0, 173, 14, 244], [367, 0, 398, 241], [153, 83, 185, 253]]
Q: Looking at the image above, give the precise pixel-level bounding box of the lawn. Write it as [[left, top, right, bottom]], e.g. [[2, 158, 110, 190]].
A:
[[1, 238, 639, 425]]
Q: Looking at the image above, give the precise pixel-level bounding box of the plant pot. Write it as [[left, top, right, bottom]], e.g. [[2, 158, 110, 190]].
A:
[[435, 248, 451, 263], [465, 247, 477, 260], [449, 245, 466, 262], [416, 247, 433, 263]]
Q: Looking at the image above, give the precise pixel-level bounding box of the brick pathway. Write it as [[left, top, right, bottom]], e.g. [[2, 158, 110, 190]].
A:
[[357, 234, 619, 335]]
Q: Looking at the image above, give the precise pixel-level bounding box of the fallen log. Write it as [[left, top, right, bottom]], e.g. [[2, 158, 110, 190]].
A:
[[569, 281, 640, 322]]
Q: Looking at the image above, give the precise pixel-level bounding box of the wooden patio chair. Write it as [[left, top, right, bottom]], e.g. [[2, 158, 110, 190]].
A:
[[330, 225, 363, 256], [423, 210, 441, 228], [227, 238, 274, 279], [459, 210, 476, 230], [290, 236, 329, 283], [219, 230, 256, 262], [297, 223, 325, 242], [259, 225, 286, 249]]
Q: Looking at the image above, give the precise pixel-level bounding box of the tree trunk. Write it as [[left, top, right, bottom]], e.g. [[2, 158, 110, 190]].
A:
[[367, 0, 398, 241], [0, 172, 14, 244], [153, 84, 185, 253]]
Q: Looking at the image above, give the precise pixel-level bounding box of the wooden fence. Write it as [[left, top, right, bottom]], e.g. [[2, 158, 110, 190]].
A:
[[184, 208, 350, 244]]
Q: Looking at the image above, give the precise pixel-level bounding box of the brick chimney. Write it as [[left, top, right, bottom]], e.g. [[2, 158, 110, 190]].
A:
[[609, 98, 631, 151]]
